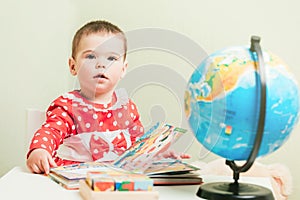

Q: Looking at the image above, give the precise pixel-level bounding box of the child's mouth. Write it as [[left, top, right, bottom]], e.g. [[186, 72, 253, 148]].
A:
[[93, 74, 107, 79]]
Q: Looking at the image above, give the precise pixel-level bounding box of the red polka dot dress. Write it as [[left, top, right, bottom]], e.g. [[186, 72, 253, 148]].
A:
[[27, 89, 144, 166]]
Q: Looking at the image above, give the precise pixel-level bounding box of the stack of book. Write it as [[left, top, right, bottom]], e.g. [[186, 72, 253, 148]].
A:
[[49, 160, 202, 189], [145, 159, 202, 186]]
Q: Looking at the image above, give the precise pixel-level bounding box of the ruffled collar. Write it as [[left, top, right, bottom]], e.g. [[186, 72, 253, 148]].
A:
[[62, 88, 129, 111]]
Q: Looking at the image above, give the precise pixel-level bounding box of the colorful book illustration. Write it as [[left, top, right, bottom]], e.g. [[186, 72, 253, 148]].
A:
[[112, 123, 187, 172], [49, 123, 201, 189]]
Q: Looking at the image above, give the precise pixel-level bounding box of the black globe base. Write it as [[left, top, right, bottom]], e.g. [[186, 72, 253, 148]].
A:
[[196, 182, 274, 200]]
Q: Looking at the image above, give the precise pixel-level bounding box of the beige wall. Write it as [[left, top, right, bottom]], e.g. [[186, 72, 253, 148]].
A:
[[1, 0, 300, 198]]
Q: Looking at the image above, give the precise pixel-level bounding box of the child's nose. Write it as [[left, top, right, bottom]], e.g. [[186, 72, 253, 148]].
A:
[[95, 63, 105, 69], [95, 58, 107, 69]]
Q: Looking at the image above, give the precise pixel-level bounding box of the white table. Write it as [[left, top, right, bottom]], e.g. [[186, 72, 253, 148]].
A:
[[0, 167, 274, 200]]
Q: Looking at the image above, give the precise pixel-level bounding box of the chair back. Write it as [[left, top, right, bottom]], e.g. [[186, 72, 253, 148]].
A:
[[26, 109, 45, 151]]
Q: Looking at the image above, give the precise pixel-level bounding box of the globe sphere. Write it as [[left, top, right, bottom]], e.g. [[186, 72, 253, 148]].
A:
[[185, 46, 300, 160]]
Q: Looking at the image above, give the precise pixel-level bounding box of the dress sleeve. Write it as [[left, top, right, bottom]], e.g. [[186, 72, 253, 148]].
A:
[[27, 96, 76, 158]]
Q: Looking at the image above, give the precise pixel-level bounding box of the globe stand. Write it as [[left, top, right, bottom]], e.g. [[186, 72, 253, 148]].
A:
[[196, 36, 275, 200]]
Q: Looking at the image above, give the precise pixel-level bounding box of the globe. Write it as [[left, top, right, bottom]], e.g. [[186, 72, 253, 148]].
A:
[[185, 45, 300, 161]]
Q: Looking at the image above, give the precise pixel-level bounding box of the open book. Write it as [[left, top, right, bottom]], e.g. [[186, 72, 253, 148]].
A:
[[49, 123, 201, 189], [112, 122, 188, 172]]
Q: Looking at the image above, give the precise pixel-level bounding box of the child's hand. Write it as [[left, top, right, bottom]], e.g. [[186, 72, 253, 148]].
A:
[[26, 149, 57, 174], [160, 149, 191, 160]]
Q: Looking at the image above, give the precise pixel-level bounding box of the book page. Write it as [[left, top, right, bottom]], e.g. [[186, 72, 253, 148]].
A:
[[112, 123, 187, 173]]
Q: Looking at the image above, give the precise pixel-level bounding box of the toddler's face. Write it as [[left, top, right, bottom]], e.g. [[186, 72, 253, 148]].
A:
[[69, 33, 127, 100]]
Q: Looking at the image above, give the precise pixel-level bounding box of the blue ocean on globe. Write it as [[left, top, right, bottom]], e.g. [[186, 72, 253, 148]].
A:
[[184, 46, 300, 160]]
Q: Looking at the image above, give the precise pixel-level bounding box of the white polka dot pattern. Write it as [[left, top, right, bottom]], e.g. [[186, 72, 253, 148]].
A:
[[27, 90, 144, 165]]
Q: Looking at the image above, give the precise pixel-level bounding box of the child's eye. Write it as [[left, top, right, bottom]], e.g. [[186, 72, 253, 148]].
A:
[[86, 54, 96, 59], [107, 56, 118, 61]]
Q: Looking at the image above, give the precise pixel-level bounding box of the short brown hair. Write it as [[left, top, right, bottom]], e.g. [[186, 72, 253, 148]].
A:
[[71, 20, 127, 59]]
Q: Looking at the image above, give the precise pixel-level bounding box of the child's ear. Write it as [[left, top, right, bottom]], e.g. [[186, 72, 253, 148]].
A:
[[68, 57, 77, 76], [120, 60, 128, 79]]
